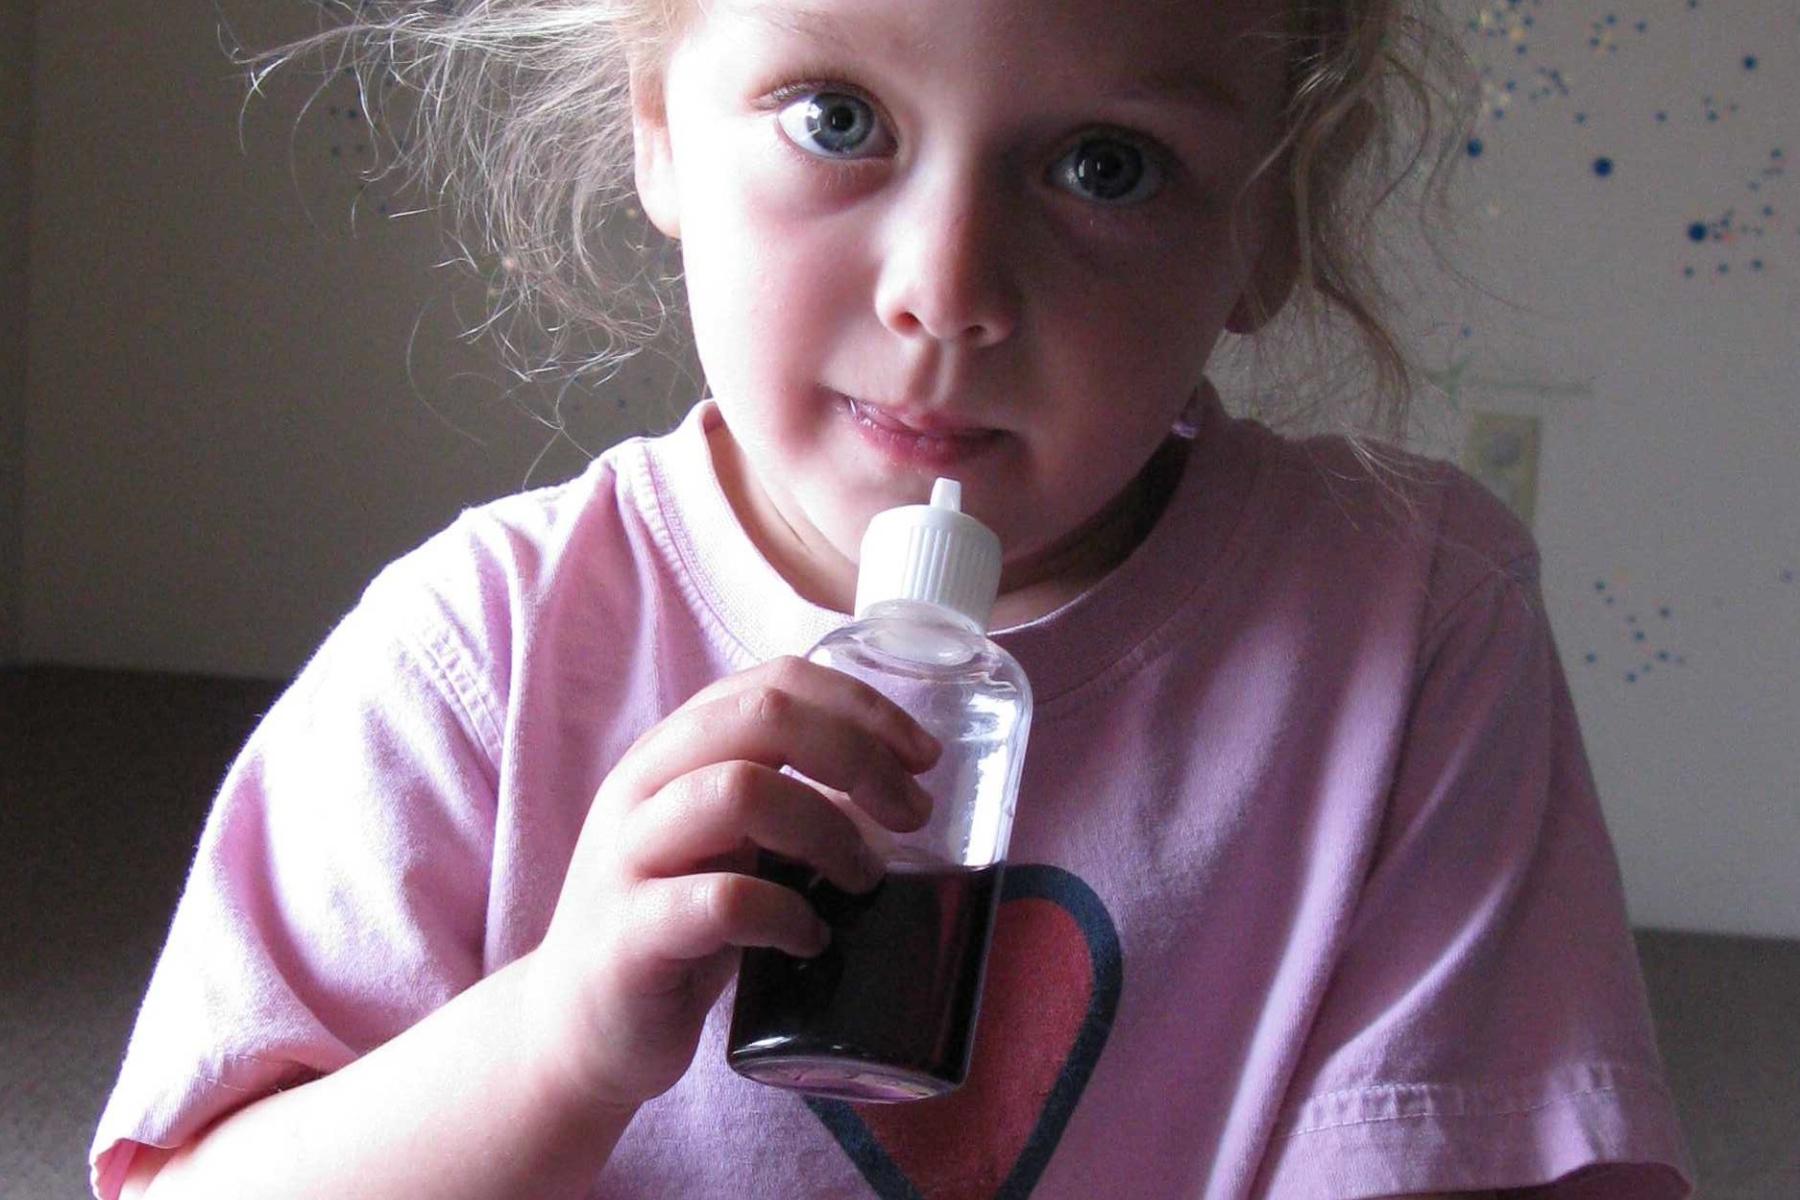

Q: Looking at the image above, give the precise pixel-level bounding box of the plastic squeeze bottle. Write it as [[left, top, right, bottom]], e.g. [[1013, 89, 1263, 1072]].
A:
[[726, 478, 1034, 1102]]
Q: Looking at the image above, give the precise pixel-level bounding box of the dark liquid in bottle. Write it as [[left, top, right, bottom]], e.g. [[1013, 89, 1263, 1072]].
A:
[[727, 855, 1004, 1103]]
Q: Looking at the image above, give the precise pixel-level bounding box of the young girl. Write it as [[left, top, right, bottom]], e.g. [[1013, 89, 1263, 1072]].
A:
[[94, 0, 1695, 1196]]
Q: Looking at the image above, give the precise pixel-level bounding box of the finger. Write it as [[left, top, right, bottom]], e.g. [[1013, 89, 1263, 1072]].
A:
[[622, 761, 885, 894], [685, 656, 941, 771], [632, 872, 832, 962], [611, 675, 935, 833]]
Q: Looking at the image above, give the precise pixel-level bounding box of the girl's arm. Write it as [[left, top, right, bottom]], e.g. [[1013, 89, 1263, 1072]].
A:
[[120, 950, 635, 1200], [119, 655, 936, 1200]]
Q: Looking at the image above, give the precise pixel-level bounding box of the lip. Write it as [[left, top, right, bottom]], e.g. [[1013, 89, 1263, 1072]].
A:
[[839, 394, 1005, 468]]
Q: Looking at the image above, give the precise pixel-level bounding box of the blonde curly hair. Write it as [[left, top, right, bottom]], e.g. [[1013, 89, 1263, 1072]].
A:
[[246, 0, 1476, 455]]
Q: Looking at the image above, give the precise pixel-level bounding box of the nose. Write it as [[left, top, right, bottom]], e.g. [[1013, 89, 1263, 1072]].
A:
[[873, 168, 1020, 349]]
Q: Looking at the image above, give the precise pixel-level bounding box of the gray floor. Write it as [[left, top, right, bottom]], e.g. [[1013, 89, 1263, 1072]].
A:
[[3, 665, 1797, 1198]]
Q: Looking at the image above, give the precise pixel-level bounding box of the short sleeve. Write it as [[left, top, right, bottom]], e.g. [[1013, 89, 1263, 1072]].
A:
[[1253, 546, 1695, 1198], [87, 573, 500, 1199]]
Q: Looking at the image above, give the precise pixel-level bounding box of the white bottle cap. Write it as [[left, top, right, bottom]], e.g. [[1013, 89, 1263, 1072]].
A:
[[854, 478, 1004, 631]]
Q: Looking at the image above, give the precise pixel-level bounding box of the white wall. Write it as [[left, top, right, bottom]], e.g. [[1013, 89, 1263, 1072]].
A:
[[14, 2, 1798, 937], [19, 1, 695, 679], [1394, 0, 1800, 939]]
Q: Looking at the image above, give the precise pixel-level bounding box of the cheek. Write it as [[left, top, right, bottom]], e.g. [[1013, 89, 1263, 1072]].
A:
[[678, 146, 851, 307], [1034, 276, 1223, 404], [678, 215, 807, 389], [1023, 212, 1245, 378]]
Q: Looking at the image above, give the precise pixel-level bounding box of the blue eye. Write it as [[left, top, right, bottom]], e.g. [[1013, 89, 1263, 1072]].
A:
[[776, 91, 888, 158], [1052, 136, 1164, 203]]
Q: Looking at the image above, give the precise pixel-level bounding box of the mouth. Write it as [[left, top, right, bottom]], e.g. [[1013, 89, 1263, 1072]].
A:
[[839, 394, 1005, 468]]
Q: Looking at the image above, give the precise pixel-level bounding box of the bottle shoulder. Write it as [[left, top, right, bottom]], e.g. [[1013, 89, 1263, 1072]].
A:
[[813, 612, 1030, 696]]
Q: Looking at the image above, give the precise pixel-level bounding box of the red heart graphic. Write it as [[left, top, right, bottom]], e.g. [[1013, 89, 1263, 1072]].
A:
[[808, 865, 1122, 1199]]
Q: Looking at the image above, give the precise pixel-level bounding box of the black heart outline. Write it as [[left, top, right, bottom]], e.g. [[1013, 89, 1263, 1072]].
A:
[[806, 863, 1124, 1199]]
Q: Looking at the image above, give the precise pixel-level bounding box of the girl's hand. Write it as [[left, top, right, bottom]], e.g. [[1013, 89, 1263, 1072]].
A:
[[521, 656, 940, 1111]]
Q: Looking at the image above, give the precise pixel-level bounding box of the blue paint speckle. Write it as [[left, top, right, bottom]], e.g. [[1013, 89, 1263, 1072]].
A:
[[1594, 157, 1614, 177], [1468, 138, 1485, 158], [1744, 56, 1758, 70], [1688, 222, 1709, 242]]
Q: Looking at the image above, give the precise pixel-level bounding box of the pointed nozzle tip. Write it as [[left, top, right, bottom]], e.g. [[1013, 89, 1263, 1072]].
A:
[[930, 477, 962, 511]]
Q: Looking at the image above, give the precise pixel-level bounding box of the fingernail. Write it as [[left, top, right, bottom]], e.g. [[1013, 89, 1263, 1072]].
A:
[[906, 777, 935, 826], [909, 726, 942, 769]]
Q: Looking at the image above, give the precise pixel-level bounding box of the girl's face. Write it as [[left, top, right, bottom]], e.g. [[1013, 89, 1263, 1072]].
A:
[[634, 0, 1296, 618]]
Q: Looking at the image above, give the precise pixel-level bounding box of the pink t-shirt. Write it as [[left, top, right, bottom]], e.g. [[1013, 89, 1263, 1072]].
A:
[[91, 393, 1694, 1199]]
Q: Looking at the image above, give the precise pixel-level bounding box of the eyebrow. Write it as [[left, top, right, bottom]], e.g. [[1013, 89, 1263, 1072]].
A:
[[737, 2, 860, 49], [1102, 70, 1251, 129], [733, 2, 1251, 127]]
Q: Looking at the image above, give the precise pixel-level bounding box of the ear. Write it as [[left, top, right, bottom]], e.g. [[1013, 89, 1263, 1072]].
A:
[[1224, 191, 1299, 335], [630, 65, 682, 240]]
